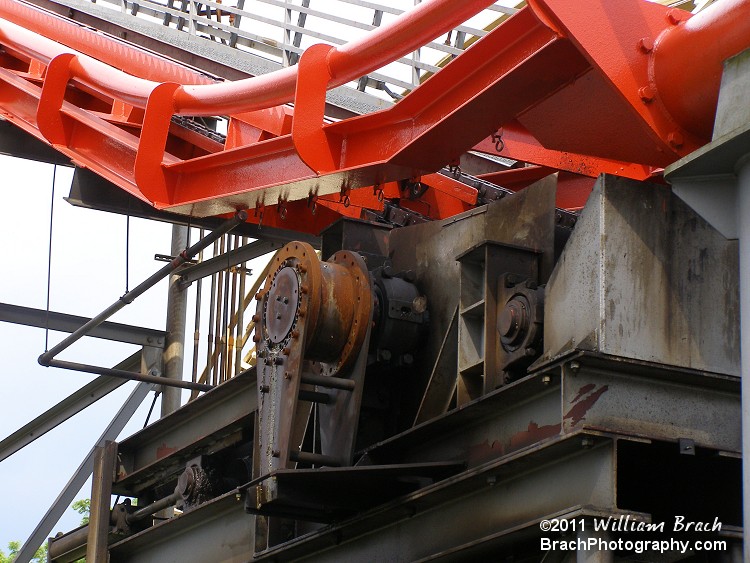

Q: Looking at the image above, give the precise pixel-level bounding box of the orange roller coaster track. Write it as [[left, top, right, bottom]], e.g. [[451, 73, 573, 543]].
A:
[[0, 0, 748, 230]]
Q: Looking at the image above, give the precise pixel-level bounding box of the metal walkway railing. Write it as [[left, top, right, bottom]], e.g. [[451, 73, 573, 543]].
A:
[[77, 0, 518, 98]]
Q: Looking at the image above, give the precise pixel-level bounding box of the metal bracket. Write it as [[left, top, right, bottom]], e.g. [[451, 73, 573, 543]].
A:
[[679, 437, 696, 456]]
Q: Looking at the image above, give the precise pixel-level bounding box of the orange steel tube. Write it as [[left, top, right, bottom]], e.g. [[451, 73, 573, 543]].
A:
[[0, 0, 214, 86], [0, 18, 162, 106], [0, 0, 497, 117], [178, 0, 498, 114], [653, 0, 750, 139]]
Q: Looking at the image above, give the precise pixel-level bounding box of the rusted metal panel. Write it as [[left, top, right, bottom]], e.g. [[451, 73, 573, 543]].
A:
[[388, 179, 556, 423], [714, 50, 750, 142], [87, 441, 117, 562], [542, 175, 740, 376], [556, 355, 740, 452], [259, 435, 619, 562], [368, 356, 739, 472], [109, 492, 253, 563], [114, 369, 257, 494]]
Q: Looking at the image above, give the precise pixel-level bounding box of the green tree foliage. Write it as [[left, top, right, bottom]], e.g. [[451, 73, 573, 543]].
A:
[[72, 498, 91, 526], [70, 498, 93, 563], [0, 541, 20, 563], [0, 541, 48, 563], [1, 499, 89, 562]]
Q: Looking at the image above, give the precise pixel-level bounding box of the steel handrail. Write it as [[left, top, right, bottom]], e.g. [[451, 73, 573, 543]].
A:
[[37, 212, 248, 392]]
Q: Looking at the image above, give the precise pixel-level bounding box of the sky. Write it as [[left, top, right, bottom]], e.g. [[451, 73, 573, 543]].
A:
[[0, 154, 272, 554], [0, 154, 178, 550]]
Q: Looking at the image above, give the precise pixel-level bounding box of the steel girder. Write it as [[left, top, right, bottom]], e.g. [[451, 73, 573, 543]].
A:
[[93, 359, 741, 562]]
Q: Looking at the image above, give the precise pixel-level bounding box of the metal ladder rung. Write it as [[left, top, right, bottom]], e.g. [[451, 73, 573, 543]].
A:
[[290, 451, 341, 466], [301, 373, 355, 391]]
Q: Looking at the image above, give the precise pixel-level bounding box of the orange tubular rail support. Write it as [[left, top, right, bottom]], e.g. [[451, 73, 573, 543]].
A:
[[0, 0, 749, 225], [652, 0, 750, 140], [0, 0, 497, 115], [0, 0, 497, 214]]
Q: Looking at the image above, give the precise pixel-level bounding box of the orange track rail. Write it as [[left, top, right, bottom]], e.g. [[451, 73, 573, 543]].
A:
[[0, 0, 748, 230]]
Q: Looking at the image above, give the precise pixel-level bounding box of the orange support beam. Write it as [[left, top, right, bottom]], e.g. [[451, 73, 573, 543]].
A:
[[0, 0, 748, 229]]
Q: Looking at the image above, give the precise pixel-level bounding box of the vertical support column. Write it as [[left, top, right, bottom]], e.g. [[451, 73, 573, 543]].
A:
[[188, 0, 197, 35], [87, 440, 117, 562], [728, 540, 744, 563], [576, 527, 613, 563], [228, 0, 245, 47], [282, 0, 293, 67], [411, 0, 422, 88], [160, 226, 189, 519], [162, 224, 188, 417], [737, 158, 750, 563]]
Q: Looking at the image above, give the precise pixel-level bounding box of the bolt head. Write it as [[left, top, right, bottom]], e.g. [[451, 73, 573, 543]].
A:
[[569, 361, 581, 373], [668, 131, 684, 148], [666, 9, 684, 25], [637, 37, 654, 53], [638, 85, 655, 103]]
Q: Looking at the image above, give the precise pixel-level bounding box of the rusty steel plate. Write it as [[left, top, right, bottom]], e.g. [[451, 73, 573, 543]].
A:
[[265, 266, 300, 344]]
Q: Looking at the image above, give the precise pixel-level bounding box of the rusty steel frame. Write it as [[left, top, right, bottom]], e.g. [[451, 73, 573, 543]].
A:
[[664, 49, 750, 561], [64, 173, 742, 561], [88, 441, 117, 562], [2, 1, 748, 561], [89, 355, 740, 561], [257, 434, 739, 562], [112, 368, 257, 496]]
